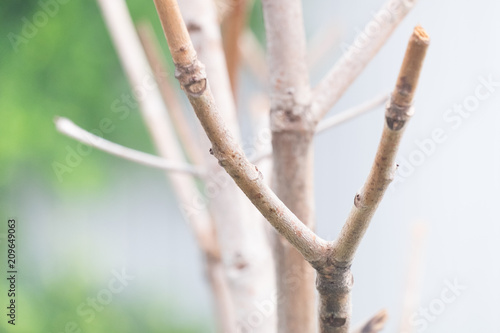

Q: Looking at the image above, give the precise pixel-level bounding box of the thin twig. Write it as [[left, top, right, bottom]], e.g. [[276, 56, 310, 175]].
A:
[[152, 0, 328, 263], [55, 117, 205, 177], [249, 93, 388, 165], [312, 0, 419, 122], [351, 309, 388, 333]]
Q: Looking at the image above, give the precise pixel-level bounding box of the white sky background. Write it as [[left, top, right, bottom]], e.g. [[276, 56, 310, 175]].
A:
[[13, 0, 500, 332]]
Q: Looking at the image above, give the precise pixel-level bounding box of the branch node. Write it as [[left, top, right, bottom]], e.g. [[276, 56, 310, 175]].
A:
[[174, 59, 207, 96], [385, 95, 415, 131]]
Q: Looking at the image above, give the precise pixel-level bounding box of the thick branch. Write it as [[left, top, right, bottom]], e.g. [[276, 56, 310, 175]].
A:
[[333, 26, 429, 265], [317, 26, 429, 333], [152, 0, 328, 263], [55, 117, 204, 177], [261, 1, 316, 331], [312, 0, 419, 121]]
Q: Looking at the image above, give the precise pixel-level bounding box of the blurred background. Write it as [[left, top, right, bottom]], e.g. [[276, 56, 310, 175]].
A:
[[1, 0, 499, 332]]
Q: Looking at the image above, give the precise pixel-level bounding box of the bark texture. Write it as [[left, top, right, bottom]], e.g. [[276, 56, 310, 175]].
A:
[[261, 0, 317, 331]]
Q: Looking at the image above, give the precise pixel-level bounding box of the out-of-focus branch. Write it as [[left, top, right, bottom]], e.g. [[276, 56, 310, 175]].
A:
[[249, 93, 388, 165], [334, 26, 430, 265], [96, 1, 235, 331], [312, 0, 419, 121], [177, 0, 276, 331], [315, 26, 429, 333], [55, 117, 204, 177], [351, 309, 388, 333], [152, 0, 328, 263], [137, 20, 205, 167], [221, 0, 247, 98]]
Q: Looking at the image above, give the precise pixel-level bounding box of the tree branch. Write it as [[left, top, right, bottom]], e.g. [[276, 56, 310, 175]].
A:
[[261, 0, 316, 331], [152, 0, 328, 263], [334, 26, 429, 265], [177, 1, 277, 331], [96, 1, 235, 331], [54, 117, 205, 176], [315, 26, 429, 333], [221, 0, 247, 98], [312, 0, 419, 122]]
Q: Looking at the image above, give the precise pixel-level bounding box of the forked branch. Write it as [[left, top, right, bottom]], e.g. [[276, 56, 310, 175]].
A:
[[315, 26, 429, 333]]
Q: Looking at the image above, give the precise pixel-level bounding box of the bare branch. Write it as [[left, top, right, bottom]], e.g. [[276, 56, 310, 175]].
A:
[[96, 1, 235, 330], [177, 1, 277, 331], [333, 26, 429, 265], [312, 0, 419, 121], [316, 26, 429, 333], [261, 0, 316, 331], [316, 93, 388, 134], [351, 309, 388, 333], [152, 0, 328, 263], [55, 117, 205, 177], [249, 93, 388, 165]]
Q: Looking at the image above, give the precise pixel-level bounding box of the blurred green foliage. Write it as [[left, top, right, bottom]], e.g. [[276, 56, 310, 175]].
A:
[[0, 0, 174, 196], [0, 273, 207, 332]]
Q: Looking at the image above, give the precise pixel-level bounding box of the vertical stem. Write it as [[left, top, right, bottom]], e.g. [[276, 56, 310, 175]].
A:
[[261, 0, 316, 331]]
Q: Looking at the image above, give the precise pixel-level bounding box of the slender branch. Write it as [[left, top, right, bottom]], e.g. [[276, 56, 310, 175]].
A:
[[249, 93, 388, 165], [55, 117, 205, 177], [351, 309, 388, 333], [96, 1, 235, 331], [152, 0, 328, 263], [221, 0, 247, 98], [315, 26, 429, 333], [312, 0, 419, 121], [316, 93, 388, 133], [136, 21, 205, 167], [333, 26, 430, 265]]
